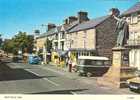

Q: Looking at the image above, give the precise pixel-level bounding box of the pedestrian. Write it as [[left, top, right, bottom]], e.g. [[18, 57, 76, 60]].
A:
[[68, 58, 72, 72]]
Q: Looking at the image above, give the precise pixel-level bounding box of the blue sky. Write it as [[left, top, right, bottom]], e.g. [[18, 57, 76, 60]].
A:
[[0, 0, 139, 39]]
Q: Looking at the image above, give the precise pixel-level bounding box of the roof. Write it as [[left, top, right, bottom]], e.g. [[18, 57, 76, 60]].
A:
[[62, 21, 79, 31], [78, 56, 109, 60], [122, 2, 140, 16], [57, 26, 62, 32], [37, 26, 62, 38], [69, 15, 110, 33]]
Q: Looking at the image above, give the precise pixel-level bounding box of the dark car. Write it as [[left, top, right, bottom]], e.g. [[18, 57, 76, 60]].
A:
[[12, 55, 23, 63], [127, 71, 140, 93], [77, 56, 110, 77]]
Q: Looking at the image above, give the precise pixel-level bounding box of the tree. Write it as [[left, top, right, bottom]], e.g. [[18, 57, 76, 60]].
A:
[[2, 39, 15, 54], [0, 34, 2, 49], [2, 31, 34, 55]]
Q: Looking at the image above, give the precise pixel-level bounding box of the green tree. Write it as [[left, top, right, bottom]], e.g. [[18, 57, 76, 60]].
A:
[[0, 34, 2, 49], [2, 39, 15, 54], [2, 31, 34, 55]]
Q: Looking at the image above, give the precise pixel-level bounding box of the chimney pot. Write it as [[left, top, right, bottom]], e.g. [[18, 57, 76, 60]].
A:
[[47, 23, 56, 31], [77, 11, 89, 23]]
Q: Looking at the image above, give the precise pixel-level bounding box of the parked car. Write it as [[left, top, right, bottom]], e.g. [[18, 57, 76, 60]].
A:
[[28, 55, 41, 64], [12, 55, 23, 63], [127, 70, 140, 93], [77, 56, 110, 77]]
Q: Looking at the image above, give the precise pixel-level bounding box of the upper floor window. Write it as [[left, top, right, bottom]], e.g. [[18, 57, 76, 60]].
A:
[[55, 34, 58, 40], [138, 14, 140, 22], [131, 13, 138, 24], [61, 31, 65, 39], [126, 17, 131, 23]]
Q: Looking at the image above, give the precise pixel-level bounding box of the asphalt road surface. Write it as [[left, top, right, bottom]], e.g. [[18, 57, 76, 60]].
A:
[[0, 61, 138, 94]]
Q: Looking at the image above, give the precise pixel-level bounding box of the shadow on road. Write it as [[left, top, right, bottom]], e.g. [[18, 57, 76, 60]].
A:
[[0, 62, 42, 81], [30, 89, 88, 94]]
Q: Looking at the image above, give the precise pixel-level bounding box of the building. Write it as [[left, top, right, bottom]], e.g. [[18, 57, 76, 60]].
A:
[[122, 2, 140, 70], [67, 14, 117, 60], [35, 10, 118, 65]]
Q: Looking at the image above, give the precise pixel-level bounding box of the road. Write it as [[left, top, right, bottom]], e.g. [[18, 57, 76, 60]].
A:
[[0, 61, 138, 94]]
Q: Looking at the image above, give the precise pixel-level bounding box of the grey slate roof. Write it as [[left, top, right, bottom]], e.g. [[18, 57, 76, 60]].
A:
[[37, 28, 56, 38], [37, 26, 62, 38], [69, 15, 110, 33], [122, 2, 140, 16], [62, 21, 79, 31]]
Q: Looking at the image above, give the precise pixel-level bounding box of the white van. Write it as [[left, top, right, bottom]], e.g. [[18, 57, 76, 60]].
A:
[[77, 56, 110, 77]]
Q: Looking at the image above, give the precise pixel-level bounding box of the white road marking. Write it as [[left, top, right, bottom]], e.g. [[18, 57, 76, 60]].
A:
[[42, 66, 65, 75], [25, 69, 40, 76], [25, 69, 59, 86], [43, 78, 59, 86]]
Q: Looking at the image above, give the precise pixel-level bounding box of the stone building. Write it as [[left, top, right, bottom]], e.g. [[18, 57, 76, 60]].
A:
[[67, 15, 117, 60], [122, 2, 140, 70]]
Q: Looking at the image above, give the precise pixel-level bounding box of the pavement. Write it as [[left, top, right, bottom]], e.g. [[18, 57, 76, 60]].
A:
[[0, 60, 139, 94]]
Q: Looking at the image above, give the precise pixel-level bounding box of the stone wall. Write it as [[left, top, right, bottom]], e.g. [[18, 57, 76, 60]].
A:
[[96, 16, 117, 59], [67, 29, 96, 50]]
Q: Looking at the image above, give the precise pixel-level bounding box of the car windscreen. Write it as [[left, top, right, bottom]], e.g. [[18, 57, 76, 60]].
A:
[[78, 59, 108, 66]]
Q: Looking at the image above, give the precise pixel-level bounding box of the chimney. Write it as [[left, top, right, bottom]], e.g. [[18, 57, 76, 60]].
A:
[[68, 16, 78, 24], [77, 11, 89, 23], [109, 8, 120, 17], [47, 23, 56, 31], [64, 18, 69, 25]]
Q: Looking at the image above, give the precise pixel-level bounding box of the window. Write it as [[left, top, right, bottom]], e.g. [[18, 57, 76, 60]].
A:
[[55, 42, 58, 50], [131, 13, 138, 24], [126, 17, 131, 23], [60, 41, 64, 50], [55, 34, 58, 40], [61, 31, 65, 39], [138, 14, 140, 22]]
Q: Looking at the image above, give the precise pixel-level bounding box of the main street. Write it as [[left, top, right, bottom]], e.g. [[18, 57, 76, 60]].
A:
[[0, 60, 138, 94]]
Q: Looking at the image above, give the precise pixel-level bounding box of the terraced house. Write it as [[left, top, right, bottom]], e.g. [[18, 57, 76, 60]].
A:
[[122, 2, 140, 70], [67, 12, 117, 61], [34, 12, 83, 63], [35, 10, 119, 64]]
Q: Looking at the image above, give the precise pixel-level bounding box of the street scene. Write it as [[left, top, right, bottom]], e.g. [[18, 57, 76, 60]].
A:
[[0, 0, 140, 95], [0, 59, 137, 94]]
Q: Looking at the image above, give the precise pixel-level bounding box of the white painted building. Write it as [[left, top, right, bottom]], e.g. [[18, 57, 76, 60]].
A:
[[122, 2, 140, 70]]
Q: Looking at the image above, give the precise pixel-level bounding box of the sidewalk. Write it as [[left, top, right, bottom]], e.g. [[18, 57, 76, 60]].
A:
[[41, 64, 137, 94]]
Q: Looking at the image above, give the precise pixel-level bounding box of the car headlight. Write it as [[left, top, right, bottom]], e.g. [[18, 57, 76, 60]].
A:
[[126, 80, 130, 84]]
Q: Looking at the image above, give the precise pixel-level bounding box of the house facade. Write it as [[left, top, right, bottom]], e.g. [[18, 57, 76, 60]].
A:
[[122, 2, 140, 70], [35, 10, 119, 65], [67, 15, 117, 60]]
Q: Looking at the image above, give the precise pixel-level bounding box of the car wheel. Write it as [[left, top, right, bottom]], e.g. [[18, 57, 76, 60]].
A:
[[78, 73, 83, 76], [87, 72, 92, 77]]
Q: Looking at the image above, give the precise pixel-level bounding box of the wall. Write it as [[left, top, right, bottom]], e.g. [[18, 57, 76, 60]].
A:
[[67, 28, 96, 50], [96, 17, 117, 59], [35, 37, 47, 52], [126, 13, 140, 69], [129, 49, 140, 70]]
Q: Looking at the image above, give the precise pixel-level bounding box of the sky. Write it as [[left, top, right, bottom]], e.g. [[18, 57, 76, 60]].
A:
[[0, 0, 139, 39]]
